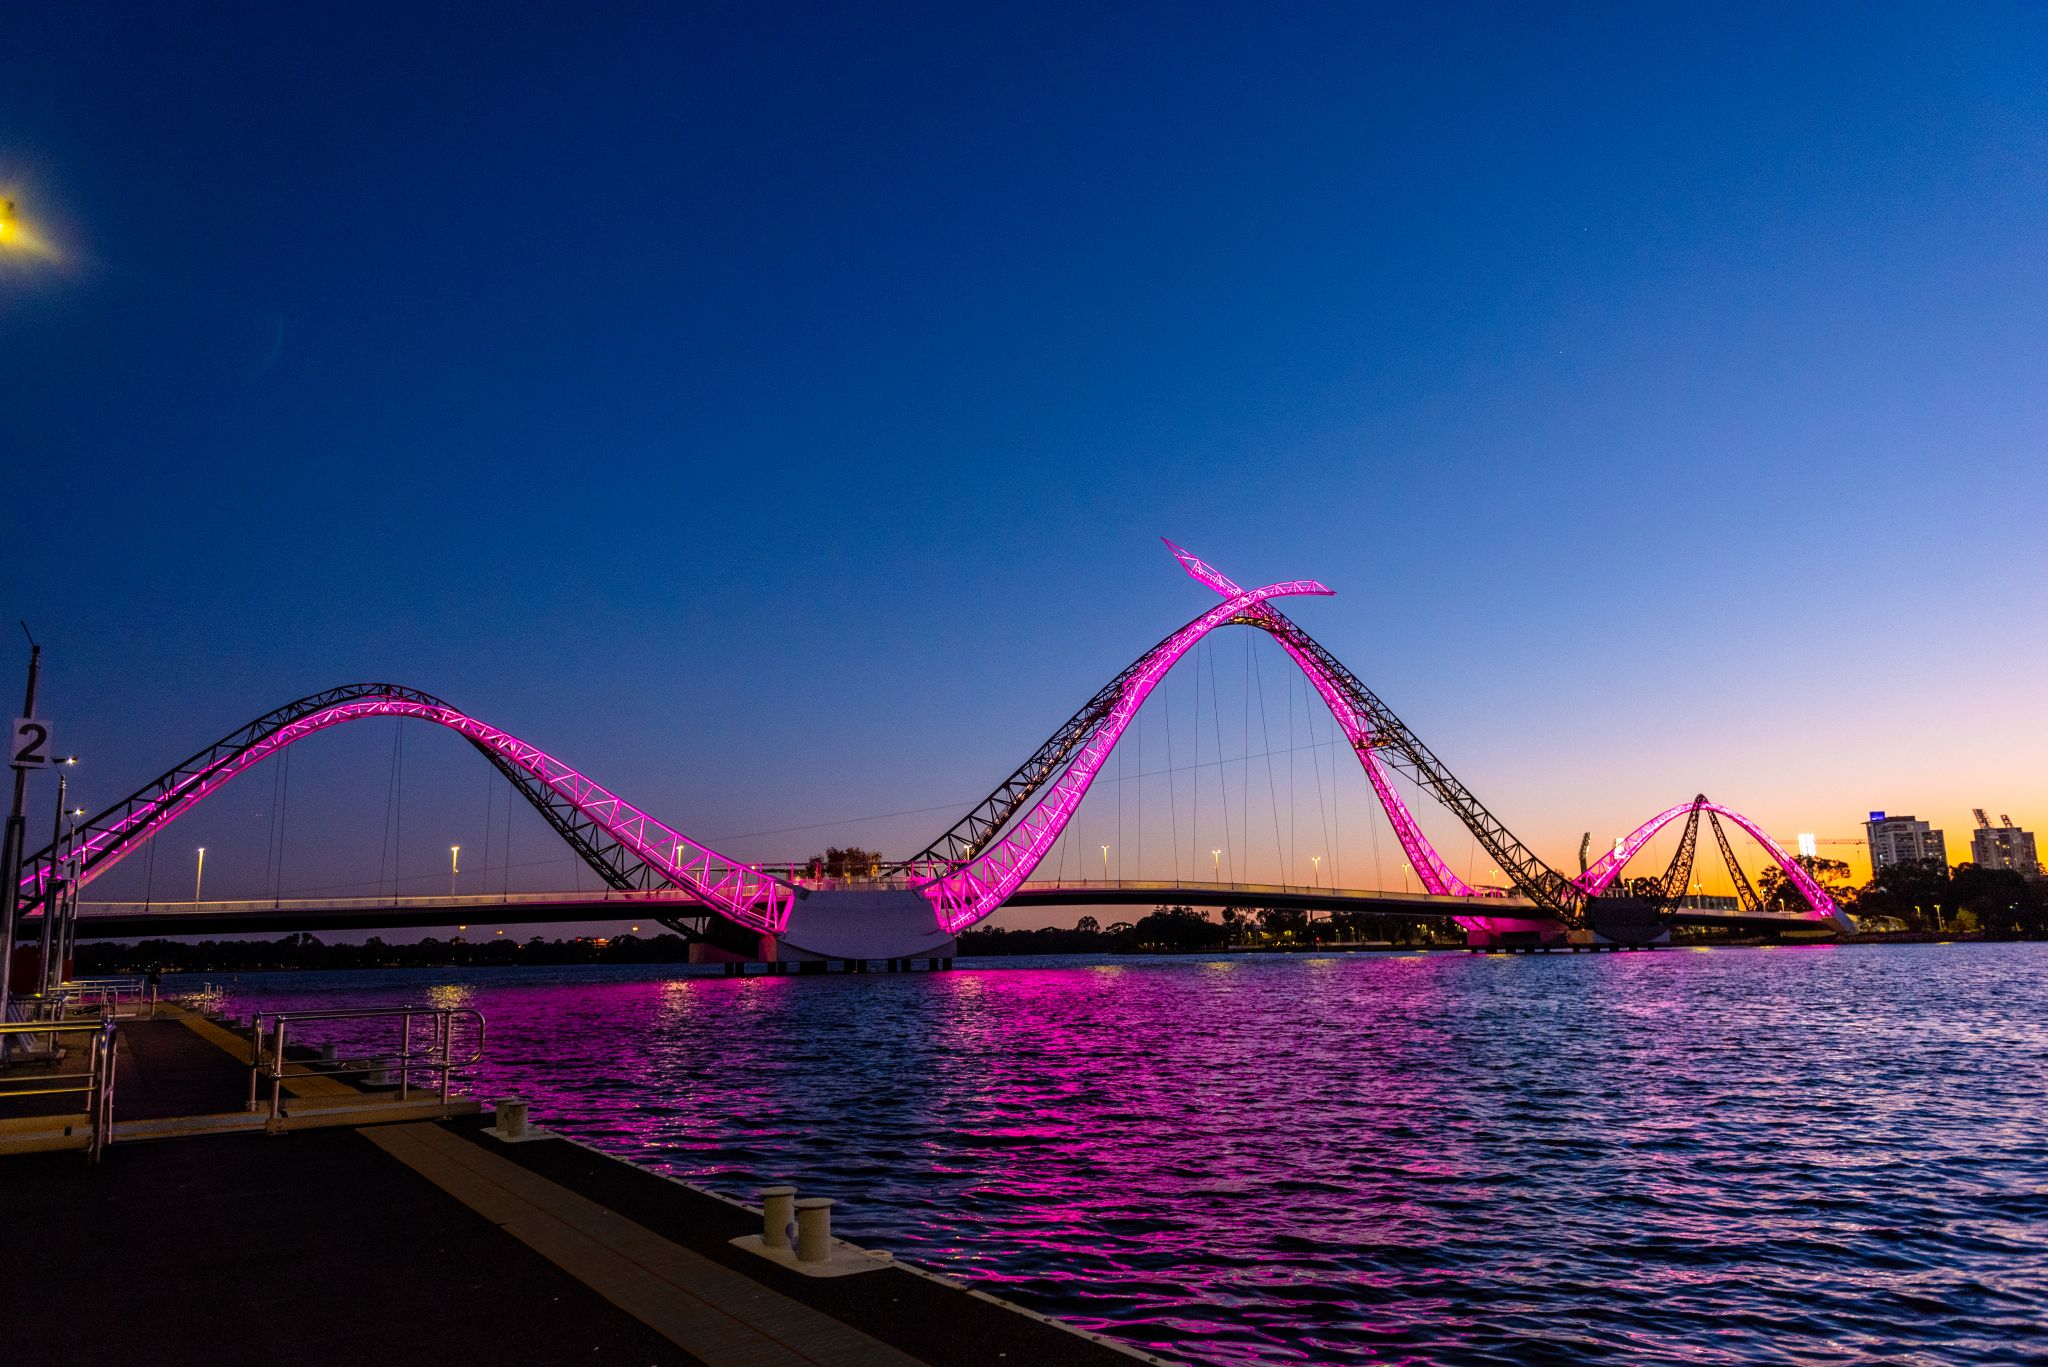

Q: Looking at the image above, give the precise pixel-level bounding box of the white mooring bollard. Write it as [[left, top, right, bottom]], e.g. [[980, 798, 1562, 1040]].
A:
[[794, 1198, 835, 1263], [759, 1186, 797, 1249], [493, 1097, 529, 1139]]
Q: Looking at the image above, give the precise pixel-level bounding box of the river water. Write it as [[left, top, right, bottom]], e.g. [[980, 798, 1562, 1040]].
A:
[[188, 944, 2048, 1364]]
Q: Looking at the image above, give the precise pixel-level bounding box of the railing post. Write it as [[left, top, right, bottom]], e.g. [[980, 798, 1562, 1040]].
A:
[[89, 1017, 117, 1163], [270, 1019, 288, 1125], [439, 1011, 453, 1104], [247, 1015, 265, 1112], [398, 1007, 412, 1101]]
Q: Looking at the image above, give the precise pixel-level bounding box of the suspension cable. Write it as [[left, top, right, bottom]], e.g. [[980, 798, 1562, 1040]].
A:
[[1249, 637, 1289, 885], [501, 771, 513, 899], [274, 745, 291, 908], [1241, 631, 1251, 880], [1206, 638, 1235, 883], [1163, 670, 1180, 883], [378, 722, 399, 901], [479, 762, 494, 903], [1302, 667, 1337, 887], [1286, 652, 1297, 883], [394, 718, 405, 900], [263, 740, 282, 902], [1190, 635, 1202, 880]]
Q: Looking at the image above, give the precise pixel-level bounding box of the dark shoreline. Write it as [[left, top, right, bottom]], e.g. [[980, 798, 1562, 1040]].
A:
[[76, 930, 2036, 977]]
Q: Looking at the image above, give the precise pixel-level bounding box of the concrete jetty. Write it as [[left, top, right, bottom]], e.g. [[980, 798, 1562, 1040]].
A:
[[1, 1004, 1168, 1366]]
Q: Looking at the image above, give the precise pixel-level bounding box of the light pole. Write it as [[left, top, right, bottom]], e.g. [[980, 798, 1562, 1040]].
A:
[[450, 845, 460, 897], [194, 848, 206, 907], [1211, 848, 1221, 881], [37, 770, 68, 996], [56, 807, 83, 990], [1100, 845, 1110, 881], [1311, 855, 1322, 888], [1401, 861, 1413, 894], [38, 767, 73, 995], [49, 803, 81, 996]]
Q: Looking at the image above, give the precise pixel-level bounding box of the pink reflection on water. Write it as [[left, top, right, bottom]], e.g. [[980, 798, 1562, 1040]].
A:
[[195, 945, 2048, 1367]]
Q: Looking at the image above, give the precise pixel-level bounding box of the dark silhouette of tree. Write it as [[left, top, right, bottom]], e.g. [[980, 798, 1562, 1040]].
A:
[[1855, 858, 1954, 931], [1950, 862, 2042, 937], [806, 846, 884, 878], [1113, 905, 1229, 951], [1758, 856, 1856, 912]]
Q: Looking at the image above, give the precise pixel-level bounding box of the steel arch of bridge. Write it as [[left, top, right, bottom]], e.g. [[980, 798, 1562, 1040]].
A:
[[904, 542, 1562, 932], [1578, 797, 1843, 919], [16, 685, 795, 934]]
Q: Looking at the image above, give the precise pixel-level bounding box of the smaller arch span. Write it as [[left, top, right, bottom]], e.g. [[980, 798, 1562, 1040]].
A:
[[18, 685, 795, 934], [1579, 798, 1852, 927]]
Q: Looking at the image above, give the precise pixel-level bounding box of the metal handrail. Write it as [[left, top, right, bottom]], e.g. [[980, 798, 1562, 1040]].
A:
[[246, 1006, 486, 1125], [52, 977, 158, 1019], [0, 1016, 119, 1161]]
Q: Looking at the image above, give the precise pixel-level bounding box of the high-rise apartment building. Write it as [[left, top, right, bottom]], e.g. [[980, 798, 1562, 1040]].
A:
[[1864, 812, 1947, 873], [1969, 812, 2040, 876]]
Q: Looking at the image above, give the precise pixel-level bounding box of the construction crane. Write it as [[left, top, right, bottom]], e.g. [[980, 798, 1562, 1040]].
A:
[[1974, 808, 1992, 828]]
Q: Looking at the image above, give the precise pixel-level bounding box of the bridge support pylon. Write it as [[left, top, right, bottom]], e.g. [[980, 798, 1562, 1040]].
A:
[[1462, 916, 1573, 951]]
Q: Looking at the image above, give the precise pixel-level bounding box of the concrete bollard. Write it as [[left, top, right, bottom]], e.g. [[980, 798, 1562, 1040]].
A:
[[795, 1198, 834, 1263], [494, 1097, 529, 1139], [759, 1185, 797, 1249]]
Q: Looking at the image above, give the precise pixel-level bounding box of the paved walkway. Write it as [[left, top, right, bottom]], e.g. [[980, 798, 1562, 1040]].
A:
[[369, 1122, 923, 1366], [7, 1124, 704, 1365]]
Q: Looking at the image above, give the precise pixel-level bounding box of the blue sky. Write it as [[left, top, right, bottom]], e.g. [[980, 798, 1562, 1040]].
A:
[[3, 3, 2044, 922]]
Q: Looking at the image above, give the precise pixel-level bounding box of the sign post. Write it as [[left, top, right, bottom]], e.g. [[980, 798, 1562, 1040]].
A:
[[0, 627, 44, 1021], [9, 717, 54, 769]]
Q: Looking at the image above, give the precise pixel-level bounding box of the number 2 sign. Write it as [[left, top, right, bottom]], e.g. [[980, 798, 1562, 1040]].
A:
[[10, 717, 54, 768]]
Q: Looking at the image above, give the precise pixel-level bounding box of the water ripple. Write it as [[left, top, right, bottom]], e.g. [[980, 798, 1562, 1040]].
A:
[[202, 943, 2048, 1365]]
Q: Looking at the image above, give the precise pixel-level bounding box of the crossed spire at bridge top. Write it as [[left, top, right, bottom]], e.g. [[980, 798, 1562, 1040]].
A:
[[1161, 537, 1251, 597]]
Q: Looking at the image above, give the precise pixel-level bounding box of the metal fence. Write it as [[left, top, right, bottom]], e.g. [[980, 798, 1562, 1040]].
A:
[[0, 1015, 119, 1161], [246, 1006, 486, 1124]]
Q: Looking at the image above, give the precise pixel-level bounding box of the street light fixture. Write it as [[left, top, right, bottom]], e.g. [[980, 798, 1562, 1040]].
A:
[[1311, 855, 1322, 887], [1211, 848, 1221, 880], [1100, 844, 1110, 881], [450, 844, 460, 896], [194, 848, 206, 906], [0, 199, 53, 260]]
